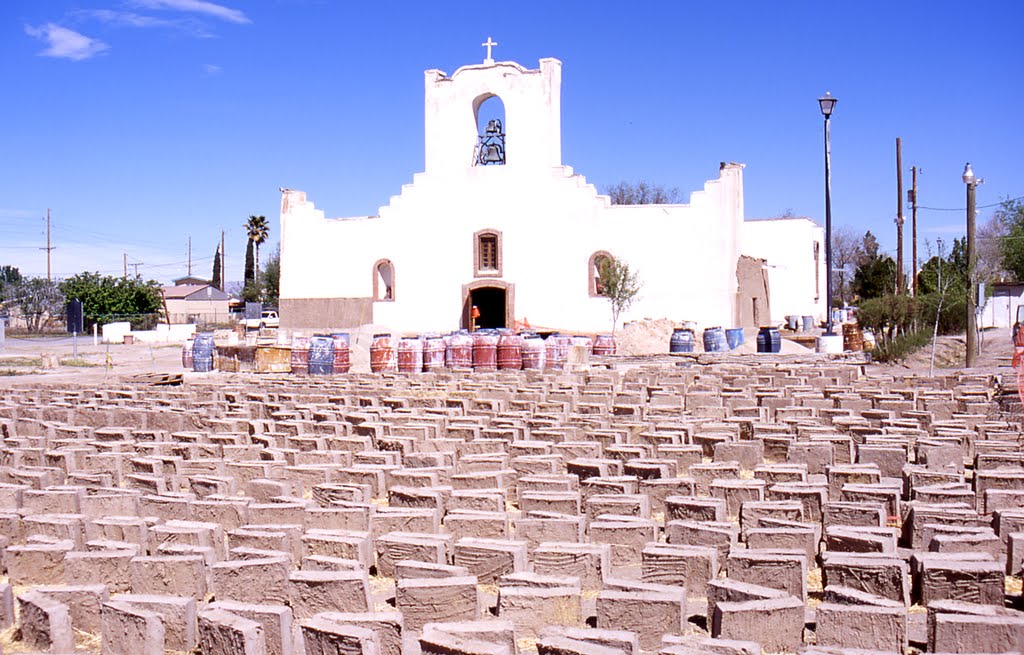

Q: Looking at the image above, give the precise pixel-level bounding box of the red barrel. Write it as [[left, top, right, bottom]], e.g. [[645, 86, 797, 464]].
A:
[[370, 333, 396, 373], [182, 339, 194, 369], [521, 334, 546, 370], [397, 336, 424, 373], [422, 335, 446, 372], [332, 333, 350, 374], [446, 331, 473, 368], [290, 336, 309, 374], [472, 332, 499, 371], [593, 334, 616, 356], [545, 334, 570, 370], [497, 332, 523, 370]]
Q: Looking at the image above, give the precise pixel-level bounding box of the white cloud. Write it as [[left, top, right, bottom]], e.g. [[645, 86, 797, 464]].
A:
[[129, 0, 251, 24], [202, 63, 222, 75], [25, 23, 109, 61]]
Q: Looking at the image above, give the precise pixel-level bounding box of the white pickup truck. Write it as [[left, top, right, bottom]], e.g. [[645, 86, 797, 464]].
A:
[[243, 310, 279, 330]]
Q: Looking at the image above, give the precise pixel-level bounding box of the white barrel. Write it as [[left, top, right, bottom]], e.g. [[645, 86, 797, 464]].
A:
[[816, 334, 843, 354]]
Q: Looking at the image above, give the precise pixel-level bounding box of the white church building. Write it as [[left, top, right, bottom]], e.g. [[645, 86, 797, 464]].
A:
[[279, 49, 825, 334]]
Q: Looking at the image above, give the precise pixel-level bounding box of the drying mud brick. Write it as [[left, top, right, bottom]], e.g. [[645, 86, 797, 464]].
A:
[[596, 587, 685, 650], [32, 583, 109, 633], [396, 576, 479, 633], [101, 600, 166, 655], [288, 569, 371, 618], [115, 593, 198, 652], [711, 596, 805, 654], [725, 550, 807, 600], [208, 601, 293, 655], [815, 602, 908, 654], [641, 543, 718, 596], [17, 590, 75, 654], [316, 611, 404, 655]]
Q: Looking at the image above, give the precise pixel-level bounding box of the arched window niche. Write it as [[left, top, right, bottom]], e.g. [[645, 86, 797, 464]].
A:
[[589, 251, 614, 297], [373, 259, 395, 301]]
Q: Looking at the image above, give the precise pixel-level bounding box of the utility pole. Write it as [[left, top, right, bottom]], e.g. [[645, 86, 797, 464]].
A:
[[130, 262, 143, 277], [123, 253, 128, 279], [39, 208, 55, 282], [910, 166, 919, 295], [188, 236, 192, 276], [964, 163, 978, 368], [895, 138, 905, 294]]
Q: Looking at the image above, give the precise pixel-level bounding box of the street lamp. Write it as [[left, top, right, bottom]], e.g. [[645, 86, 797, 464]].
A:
[[819, 92, 837, 336], [963, 162, 977, 367]]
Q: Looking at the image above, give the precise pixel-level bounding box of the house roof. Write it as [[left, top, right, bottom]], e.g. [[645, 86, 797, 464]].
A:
[[161, 284, 230, 301]]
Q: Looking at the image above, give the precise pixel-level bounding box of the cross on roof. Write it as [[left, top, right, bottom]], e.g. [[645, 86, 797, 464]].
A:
[[482, 37, 497, 64]]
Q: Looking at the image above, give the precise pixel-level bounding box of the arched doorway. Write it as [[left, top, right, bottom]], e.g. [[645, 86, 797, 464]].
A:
[[462, 280, 514, 330]]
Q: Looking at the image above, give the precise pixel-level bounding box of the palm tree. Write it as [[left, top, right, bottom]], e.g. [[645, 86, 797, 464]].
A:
[[245, 215, 270, 273]]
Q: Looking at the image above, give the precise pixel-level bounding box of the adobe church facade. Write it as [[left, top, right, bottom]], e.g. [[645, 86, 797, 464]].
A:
[[279, 52, 825, 334]]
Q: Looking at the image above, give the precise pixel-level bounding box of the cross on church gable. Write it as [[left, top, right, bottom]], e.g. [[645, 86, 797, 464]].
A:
[[482, 37, 497, 63]]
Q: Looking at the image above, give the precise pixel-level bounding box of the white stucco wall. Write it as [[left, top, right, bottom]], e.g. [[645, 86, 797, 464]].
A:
[[742, 217, 826, 324]]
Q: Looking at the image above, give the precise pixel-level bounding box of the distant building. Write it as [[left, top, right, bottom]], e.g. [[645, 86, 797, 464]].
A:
[[279, 52, 825, 334], [172, 275, 211, 286], [161, 283, 231, 326]]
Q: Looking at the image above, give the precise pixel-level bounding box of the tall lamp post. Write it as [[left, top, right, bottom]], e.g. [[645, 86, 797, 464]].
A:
[[819, 92, 838, 336], [963, 162, 978, 367]]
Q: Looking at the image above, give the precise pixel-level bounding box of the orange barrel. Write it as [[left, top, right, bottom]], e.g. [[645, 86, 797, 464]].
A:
[[521, 334, 546, 370], [422, 334, 446, 372], [571, 335, 594, 355], [545, 334, 571, 370], [182, 339, 194, 369], [497, 332, 523, 370], [397, 336, 424, 373], [842, 323, 864, 352], [593, 334, 616, 356], [290, 336, 309, 374], [446, 330, 473, 368], [370, 333, 396, 373], [331, 333, 350, 374], [472, 331, 499, 371]]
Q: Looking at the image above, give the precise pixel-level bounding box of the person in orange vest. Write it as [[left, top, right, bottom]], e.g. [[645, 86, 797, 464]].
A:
[[470, 305, 480, 332]]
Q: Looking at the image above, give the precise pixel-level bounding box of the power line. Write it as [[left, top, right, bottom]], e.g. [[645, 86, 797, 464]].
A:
[[917, 194, 1024, 212]]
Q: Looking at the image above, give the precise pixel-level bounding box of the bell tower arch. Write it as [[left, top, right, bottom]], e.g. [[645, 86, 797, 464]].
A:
[[424, 57, 561, 174]]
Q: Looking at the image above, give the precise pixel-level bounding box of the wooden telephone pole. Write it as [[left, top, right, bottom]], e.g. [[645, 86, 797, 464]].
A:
[[221, 230, 226, 291], [896, 138, 905, 294]]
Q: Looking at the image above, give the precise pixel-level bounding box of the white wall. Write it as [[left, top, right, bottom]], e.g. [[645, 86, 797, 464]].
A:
[[742, 217, 826, 324], [981, 285, 1024, 329]]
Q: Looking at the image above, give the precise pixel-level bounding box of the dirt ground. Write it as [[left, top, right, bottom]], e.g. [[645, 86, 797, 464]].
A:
[[0, 323, 1015, 388]]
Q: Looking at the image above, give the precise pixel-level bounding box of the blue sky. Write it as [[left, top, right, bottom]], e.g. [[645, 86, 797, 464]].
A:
[[2, 0, 1022, 286]]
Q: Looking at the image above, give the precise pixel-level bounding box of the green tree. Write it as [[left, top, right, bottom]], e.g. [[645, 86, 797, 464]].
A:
[[851, 230, 896, 300], [1, 277, 64, 332], [58, 272, 163, 329], [996, 199, 1024, 280], [0, 265, 22, 292], [261, 245, 280, 307], [605, 181, 681, 205], [245, 215, 270, 272], [211, 246, 222, 291], [597, 256, 642, 334]]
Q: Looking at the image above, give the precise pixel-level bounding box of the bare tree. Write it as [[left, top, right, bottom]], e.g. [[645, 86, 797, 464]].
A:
[[605, 181, 682, 205], [977, 214, 1009, 284], [831, 225, 861, 305]]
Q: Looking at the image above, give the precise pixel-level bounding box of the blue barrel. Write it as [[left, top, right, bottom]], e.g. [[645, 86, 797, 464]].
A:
[[192, 333, 215, 372], [307, 335, 335, 375], [757, 326, 781, 353], [786, 316, 799, 331], [669, 328, 695, 353], [702, 327, 727, 353], [802, 316, 815, 332], [725, 328, 745, 350]]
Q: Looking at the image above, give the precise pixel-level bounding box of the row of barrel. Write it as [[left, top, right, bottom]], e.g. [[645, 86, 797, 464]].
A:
[[669, 326, 782, 354], [365, 330, 616, 374], [186, 330, 617, 374]]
